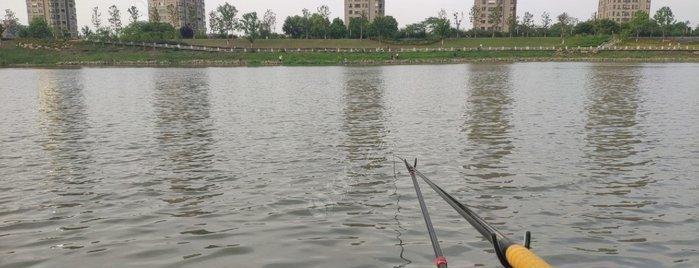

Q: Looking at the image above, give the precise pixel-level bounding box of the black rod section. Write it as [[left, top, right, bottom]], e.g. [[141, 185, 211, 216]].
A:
[[412, 168, 514, 248], [403, 159, 447, 268]]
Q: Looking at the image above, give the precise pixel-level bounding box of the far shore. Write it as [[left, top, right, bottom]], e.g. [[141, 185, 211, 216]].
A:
[[3, 56, 699, 69], [1, 39, 698, 68]]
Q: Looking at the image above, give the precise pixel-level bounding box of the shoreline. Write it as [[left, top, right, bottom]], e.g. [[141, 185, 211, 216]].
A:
[[2, 40, 697, 68], [3, 56, 698, 68]]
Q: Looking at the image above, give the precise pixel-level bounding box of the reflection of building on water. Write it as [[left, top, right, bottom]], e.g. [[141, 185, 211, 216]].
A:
[[306, 68, 391, 216], [152, 69, 218, 216], [461, 64, 514, 186], [584, 64, 650, 196], [37, 70, 94, 184], [37, 69, 96, 209], [579, 65, 655, 250]]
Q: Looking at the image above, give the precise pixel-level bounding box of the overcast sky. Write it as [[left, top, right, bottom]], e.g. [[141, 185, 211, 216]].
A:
[[2, 0, 697, 31]]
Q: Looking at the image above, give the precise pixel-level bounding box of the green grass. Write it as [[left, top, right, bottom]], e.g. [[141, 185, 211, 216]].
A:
[[182, 36, 611, 49], [1, 40, 697, 67], [617, 38, 699, 49]]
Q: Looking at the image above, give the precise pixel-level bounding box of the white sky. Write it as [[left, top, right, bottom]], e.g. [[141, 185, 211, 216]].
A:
[[1, 0, 697, 31]]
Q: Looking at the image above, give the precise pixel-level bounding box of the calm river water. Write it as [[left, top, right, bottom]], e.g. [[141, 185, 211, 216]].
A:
[[1, 63, 697, 268]]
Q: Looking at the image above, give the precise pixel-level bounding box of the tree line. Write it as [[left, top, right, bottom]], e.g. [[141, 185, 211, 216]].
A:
[[506, 7, 692, 40], [1, 5, 697, 42]]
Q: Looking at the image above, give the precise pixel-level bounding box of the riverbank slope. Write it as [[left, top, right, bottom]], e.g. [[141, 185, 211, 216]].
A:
[[1, 40, 697, 67]]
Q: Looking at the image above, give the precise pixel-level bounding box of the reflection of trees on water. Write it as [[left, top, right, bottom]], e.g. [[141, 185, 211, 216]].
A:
[[584, 65, 651, 197], [342, 68, 388, 178], [37, 70, 96, 204], [152, 69, 219, 217], [310, 68, 390, 212], [461, 64, 514, 189]]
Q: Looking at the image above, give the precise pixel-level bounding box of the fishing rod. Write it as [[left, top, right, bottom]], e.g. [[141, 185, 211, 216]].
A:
[[402, 158, 551, 268], [404, 158, 448, 268]]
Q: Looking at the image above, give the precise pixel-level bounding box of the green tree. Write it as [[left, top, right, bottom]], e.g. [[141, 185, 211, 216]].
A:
[[216, 3, 238, 39], [186, 5, 197, 30], [401, 22, 427, 39], [127, 6, 140, 24], [653, 6, 674, 39], [149, 6, 160, 23], [302, 8, 311, 39], [316, 5, 331, 39], [573, 20, 595, 35], [80, 25, 92, 38], [628, 11, 650, 40], [25, 17, 53, 39], [368, 15, 398, 41], [108, 5, 122, 35], [209, 11, 224, 37], [238, 12, 261, 47], [309, 13, 329, 38], [166, 4, 178, 27], [506, 15, 518, 37], [0, 24, 5, 44], [595, 19, 620, 35], [469, 5, 480, 38], [282, 15, 305, 38], [260, 9, 276, 38], [425, 17, 450, 45], [453, 11, 464, 38], [669, 21, 690, 37], [120, 21, 176, 41], [541, 12, 551, 37], [348, 17, 369, 39], [329, 18, 346, 39], [91, 7, 102, 31], [557, 12, 571, 41], [487, 5, 502, 38], [522, 12, 534, 37]]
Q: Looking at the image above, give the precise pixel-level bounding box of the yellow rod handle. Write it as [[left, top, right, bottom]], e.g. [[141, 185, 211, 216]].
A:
[[505, 245, 552, 268]]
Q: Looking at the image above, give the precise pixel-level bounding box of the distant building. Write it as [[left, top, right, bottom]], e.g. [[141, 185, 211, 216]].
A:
[[597, 0, 651, 23], [344, 0, 385, 25], [473, 0, 517, 32], [25, 0, 78, 38], [148, 0, 206, 32]]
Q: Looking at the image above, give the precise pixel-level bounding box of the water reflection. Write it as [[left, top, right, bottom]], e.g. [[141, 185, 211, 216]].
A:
[[342, 68, 388, 175], [583, 65, 651, 196], [577, 64, 655, 255], [152, 69, 219, 217], [37, 70, 96, 202], [337, 68, 391, 198], [461, 64, 515, 190]]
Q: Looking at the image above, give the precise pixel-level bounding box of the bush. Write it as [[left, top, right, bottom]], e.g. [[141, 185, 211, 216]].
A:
[[19, 18, 53, 39], [119, 22, 177, 42], [194, 31, 208, 39]]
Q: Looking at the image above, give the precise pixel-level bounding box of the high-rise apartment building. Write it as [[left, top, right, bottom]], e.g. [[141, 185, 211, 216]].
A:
[[25, 0, 78, 38], [597, 0, 651, 23], [148, 0, 206, 32], [473, 0, 517, 32], [344, 0, 385, 24]]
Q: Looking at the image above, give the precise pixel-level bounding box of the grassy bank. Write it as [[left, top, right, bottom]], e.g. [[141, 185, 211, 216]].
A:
[[617, 38, 699, 49], [1, 40, 697, 67], [183, 36, 610, 49]]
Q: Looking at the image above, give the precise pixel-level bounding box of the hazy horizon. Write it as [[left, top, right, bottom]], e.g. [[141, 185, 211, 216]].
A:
[[2, 0, 697, 32]]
